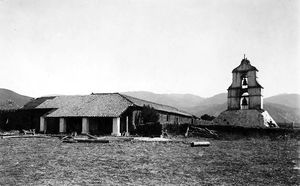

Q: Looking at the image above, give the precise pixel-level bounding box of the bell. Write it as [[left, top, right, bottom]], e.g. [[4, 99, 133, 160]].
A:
[[242, 97, 248, 106], [242, 78, 248, 86]]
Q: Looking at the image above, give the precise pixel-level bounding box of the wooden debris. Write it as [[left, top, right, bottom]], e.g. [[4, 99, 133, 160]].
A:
[[22, 129, 35, 135], [85, 133, 98, 139], [134, 137, 172, 142], [61, 135, 109, 143], [187, 126, 218, 138], [191, 141, 210, 147], [184, 126, 190, 137], [62, 138, 78, 143], [74, 138, 109, 143], [2, 134, 50, 139], [0, 130, 19, 137]]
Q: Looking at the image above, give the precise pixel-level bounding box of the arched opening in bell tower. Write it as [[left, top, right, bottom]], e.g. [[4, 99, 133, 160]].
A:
[[240, 73, 249, 109], [240, 92, 249, 109], [241, 74, 248, 89]]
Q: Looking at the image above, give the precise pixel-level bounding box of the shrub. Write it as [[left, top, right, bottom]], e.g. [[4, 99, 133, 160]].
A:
[[141, 105, 159, 123], [200, 114, 215, 121], [135, 122, 162, 137], [163, 123, 189, 135]]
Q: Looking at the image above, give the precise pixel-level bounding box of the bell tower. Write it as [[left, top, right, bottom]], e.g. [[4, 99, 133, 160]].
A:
[[213, 55, 278, 128], [227, 55, 263, 110]]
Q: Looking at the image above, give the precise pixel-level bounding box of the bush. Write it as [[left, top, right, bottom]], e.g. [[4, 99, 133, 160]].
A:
[[163, 123, 189, 135], [200, 114, 215, 121], [141, 105, 159, 123], [135, 122, 162, 137]]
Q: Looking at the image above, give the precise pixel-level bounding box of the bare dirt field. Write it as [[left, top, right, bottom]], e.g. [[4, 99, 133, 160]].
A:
[[0, 136, 299, 185]]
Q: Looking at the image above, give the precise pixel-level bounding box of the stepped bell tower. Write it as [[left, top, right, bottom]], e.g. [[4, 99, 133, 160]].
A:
[[213, 55, 278, 128], [227, 55, 263, 110]]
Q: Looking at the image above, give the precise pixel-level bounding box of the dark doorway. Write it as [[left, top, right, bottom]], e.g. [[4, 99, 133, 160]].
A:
[[46, 118, 59, 134], [89, 117, 112, 135], [66, 117, 82, 134]]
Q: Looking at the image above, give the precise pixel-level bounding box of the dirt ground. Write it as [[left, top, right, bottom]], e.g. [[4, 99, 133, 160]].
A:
[[0, 136, 299, 185]]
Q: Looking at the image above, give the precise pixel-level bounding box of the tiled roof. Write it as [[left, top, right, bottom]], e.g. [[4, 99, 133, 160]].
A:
[[22, 97, 56, 109], [120, 94, 193, 117], [232, 58, 258, 73], [37, 93, 133, 117], [35, 93, 193, 118]]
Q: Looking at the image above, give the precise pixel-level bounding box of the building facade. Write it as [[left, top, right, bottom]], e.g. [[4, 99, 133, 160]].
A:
[[1, 93, 194, 136], [227, 56, 263, 110], [214, 56, 278, 128]]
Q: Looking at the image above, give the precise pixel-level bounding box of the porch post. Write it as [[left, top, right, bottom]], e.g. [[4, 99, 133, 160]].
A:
[[82, 118, 89, 134], [125, 116, 129, 136], [59, 118, 66, 133], [112, 117, 121, 136], [132, 111, 136, 130], [40, 116, 46, 133]]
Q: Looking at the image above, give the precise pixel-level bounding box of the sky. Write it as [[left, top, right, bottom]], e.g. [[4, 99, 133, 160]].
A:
[[0, 0, 299, 98]]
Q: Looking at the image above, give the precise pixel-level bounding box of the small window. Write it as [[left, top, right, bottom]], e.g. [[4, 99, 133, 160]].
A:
[[241, 74, 248, 89], [166, 115, 169, 121]]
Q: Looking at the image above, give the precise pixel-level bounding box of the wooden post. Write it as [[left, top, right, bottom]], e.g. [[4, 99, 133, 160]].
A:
[[125, 116, 129, 136], [59, 118, 66, 133], [82, 118, 89, 134], [40, 116, 46, 133], [132, 111, 136, 130], [112, 117, 121, 136], [191, 141, 210, 147]]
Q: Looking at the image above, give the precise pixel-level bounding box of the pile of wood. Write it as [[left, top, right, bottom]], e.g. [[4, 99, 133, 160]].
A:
[[22, 129, 35, 135], [61, 133, 109, 143], [190, 141, 210, 147], [185, 125, 218, 139], [0, 130, 19, 137], [0, 129, 50, 139]]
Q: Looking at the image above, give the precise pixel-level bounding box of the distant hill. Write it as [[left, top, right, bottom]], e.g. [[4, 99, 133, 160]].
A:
[[0, 88, 32, 110], [0, 88, 299, 123], [197, 93, 227, 106], [264, 94, 300, 109], [122, 91, 204, 109], [264, 103, 300, 123], [123, 91, 300, 123], [184, 103, 227, 117]]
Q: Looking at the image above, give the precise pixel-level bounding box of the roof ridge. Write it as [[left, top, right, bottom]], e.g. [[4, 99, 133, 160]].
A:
[[91, 92, 120, 95], [120, 93, 181, 110], [121, 94, 194, 116], [117, 93, 136, 106]]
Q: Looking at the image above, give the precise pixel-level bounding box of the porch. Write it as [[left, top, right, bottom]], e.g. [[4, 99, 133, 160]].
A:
[[39, 116, 131, 136]]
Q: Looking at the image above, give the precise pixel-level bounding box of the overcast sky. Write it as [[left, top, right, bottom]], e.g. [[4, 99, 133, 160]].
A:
[[0, 0, 299, 98]]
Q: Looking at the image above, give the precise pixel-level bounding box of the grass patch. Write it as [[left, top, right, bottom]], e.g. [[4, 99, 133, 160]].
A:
[[0, 137, 299, 185]]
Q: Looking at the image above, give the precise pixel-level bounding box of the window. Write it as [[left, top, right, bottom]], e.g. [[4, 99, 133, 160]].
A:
[[241, 74, 248, 89]]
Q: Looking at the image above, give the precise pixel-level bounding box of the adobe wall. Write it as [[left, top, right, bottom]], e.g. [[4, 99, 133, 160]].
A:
[[231, 72, 241, 87], [249, 96, 263, 109], [248, 88, 261, 96], [228, 97, 240, 110], [247, 71, 257, 87], [159, 113, 192, 124], [131, 109, 192, 125], [213, 109, 278, 128]]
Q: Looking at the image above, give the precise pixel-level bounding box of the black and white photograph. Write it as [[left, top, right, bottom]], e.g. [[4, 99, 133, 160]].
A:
[[0, 0, 299, 185]]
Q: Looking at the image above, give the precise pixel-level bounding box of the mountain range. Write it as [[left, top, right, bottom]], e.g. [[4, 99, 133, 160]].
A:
[[123, 91, 300, 123], [0, 88, 32, 110], [0, 88, 299, 123]]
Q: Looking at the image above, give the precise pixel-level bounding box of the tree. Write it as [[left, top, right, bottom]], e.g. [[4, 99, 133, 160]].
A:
[[200, 114, 215, 121], [141, 105, 159, 123]]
